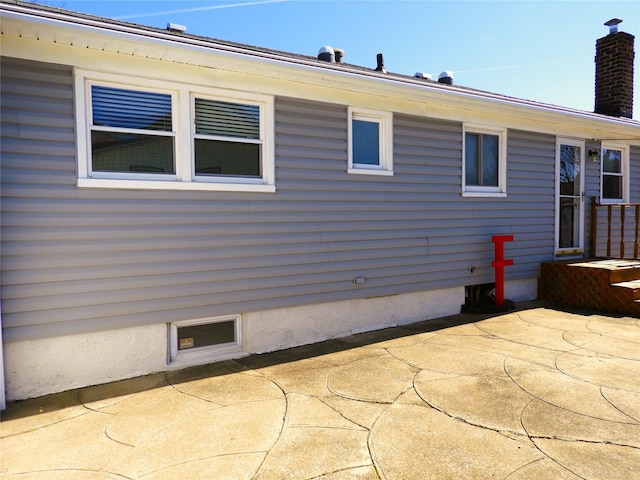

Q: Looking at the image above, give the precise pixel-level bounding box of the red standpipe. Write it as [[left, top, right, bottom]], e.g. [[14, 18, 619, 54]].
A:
[[491, 235, 514, 306]]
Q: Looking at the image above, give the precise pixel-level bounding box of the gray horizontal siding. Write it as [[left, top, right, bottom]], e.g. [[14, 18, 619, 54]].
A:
[[2, 57, 557, 342]]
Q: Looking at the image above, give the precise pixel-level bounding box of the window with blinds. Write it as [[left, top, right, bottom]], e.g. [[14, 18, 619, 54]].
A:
[[77, 71, 274, 192], [193, 98, 262, 178], [90, 85, 176, 174]]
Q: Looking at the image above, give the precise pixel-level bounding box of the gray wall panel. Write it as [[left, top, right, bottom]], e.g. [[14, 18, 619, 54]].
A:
[[2, 58, 560, 342]]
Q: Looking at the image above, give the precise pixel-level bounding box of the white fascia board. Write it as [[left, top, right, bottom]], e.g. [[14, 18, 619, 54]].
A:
[[2, 4, 640, 143]]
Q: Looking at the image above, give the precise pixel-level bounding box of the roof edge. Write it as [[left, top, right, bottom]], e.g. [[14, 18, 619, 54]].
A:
[[1, 0, 639, 128]]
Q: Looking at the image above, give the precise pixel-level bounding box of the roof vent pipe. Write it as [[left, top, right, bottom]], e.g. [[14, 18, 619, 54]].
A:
[[167, 23, 187, 32], [414, 72, 433, 80], [318, 46, 335, 63], [334, 48, 345, 64], [438, 71, 454, 85], [376, 53, 386, 73]]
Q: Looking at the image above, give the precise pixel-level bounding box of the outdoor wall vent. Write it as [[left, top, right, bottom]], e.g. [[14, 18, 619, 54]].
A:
[[438, 71, 454, 85], [167, 23, 187, 33]]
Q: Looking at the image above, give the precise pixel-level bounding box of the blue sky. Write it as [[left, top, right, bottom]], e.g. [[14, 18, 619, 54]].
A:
[[36, 0, 639, 117]]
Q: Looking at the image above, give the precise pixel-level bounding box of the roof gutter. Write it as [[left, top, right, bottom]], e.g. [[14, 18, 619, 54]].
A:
[[1, 1, 639, 132]]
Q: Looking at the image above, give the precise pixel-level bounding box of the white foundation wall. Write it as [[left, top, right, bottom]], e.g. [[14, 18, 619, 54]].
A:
[[505, 278, 538, 303], [4, 324, 169, 401], [3, 279, 537, 401], [243, 286, 465, 354]]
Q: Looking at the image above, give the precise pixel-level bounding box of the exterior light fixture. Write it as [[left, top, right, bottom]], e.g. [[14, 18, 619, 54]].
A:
[[588, 149, 600, 162]]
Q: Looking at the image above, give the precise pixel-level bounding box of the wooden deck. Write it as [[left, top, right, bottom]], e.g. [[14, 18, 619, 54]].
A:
[[539, 258, 640, 316]]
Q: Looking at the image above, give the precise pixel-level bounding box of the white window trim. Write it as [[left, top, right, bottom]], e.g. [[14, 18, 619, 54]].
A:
[[600, 142, 629, 204], [169, 314, 245, 366], [347, 107, 393, 176], [74, 69, 275, 192], [462, 124, 507, 198]]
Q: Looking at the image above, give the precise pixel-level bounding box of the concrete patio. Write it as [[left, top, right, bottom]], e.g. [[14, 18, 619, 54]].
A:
[[1, 301, 639, 479]]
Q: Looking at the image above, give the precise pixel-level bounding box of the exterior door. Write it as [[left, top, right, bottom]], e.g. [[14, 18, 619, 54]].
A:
[[555, 138, 585, 254]]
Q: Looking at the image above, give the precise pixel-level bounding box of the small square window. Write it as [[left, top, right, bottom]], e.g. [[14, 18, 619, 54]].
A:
[[463, 125, 507, 197], [348, 107, 393, 176], [170, 315, 244, 365]]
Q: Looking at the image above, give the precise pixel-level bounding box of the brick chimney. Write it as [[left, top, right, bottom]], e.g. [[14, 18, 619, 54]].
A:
[[594, 19, 635, 118]]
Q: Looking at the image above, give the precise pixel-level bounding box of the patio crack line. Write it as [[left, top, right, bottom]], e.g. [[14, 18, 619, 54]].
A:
[[10, 468, 133, 480], [601, 387, 640, 423], [518, 398, 585, 480], [501, 457, 566, 480], [317, 395, 375, 432], [585, 318, 640, 344], [306, 463, 378, 480], [554, 353, 640, 401], [504, 355, 638, 427], [411, 378, 528, 440], [561, 329, 603, 350], [0, 409, 97, 439], [249, 371, 289, 480], [103, 425, 135, 448], [474, 318, 586, 355], [135, 451, 269, 479], [163, 372, 227, 407], [361, 383, 417, 480], [324, 381, 395, 405]]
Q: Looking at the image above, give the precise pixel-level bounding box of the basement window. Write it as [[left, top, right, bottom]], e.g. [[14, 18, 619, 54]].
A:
[[169, 315, 244, 364]]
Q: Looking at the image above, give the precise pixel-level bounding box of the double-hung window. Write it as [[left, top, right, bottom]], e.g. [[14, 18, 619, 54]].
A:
[[601, 143, 629, 203], [76, 70, 275, 192], [193, 98, 262, 180], [90, 85, 177, 176], [463, 124, 507, 197], [348, 107, 393, 176]]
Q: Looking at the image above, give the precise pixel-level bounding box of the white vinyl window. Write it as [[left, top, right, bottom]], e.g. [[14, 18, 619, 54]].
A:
[[89, 85, 177, 177], [193, 97, 263, 181], [601, 143, 629, 203], [169, 315, 245, 365], [462, 124, 507, 197], [75, 70, 275, 192], [348, 107, 393, 176]]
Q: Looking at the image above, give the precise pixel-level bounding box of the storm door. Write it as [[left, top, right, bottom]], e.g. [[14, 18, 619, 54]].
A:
[[555, 138, 585, 254]]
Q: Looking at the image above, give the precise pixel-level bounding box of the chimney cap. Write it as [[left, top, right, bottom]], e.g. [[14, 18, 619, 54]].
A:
[[604, 18, 623, 34]]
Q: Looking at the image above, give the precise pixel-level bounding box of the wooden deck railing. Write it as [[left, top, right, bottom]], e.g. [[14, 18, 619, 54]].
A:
[[590, 197, 640, 258]]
